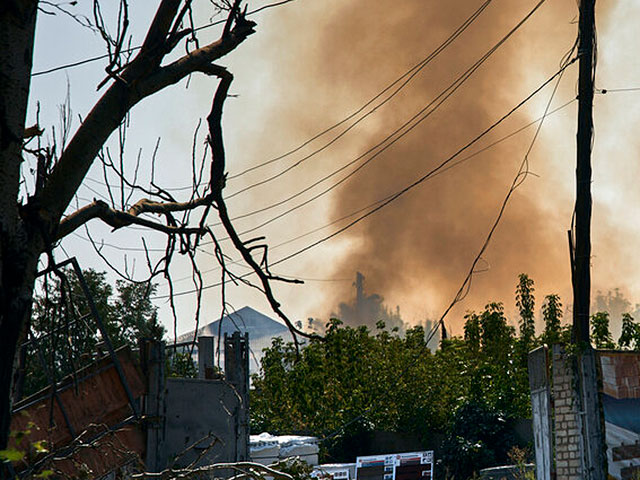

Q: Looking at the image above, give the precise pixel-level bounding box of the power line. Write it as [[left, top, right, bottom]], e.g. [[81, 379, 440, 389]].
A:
[[224, 0, 494, 184], [31, 0, 299, 77], [79, 0, 493, 197], [68, 0, 564, 304], [75, 0, 552, 219], [72, 94, 574, 294], [152, 56, 574, 300], [204, 0, 554, 239], [227, 99, 576, 250], [319, 40, 569, 445], [434, 50, 572, 329], [262, 98, 575, 250], [270, 60, 574, 269], [72, 96, 576, 259]]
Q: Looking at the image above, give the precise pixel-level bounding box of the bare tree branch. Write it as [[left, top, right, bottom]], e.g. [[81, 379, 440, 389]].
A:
[[196, 62, 321, 348], [34, 5, 256, 234], [57, 198, 210, 239]]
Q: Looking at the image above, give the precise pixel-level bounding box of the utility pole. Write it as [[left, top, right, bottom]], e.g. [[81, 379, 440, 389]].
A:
[[573, 0, 606, 478]]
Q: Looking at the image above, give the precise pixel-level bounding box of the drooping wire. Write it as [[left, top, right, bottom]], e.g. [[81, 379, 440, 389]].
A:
[[76, 94, 576, 288], [203, 0, 552, 236], [269, 60, 574, 270], [317, 42, 573, 446], [225, 0, 494, 182], [151, 56, 575, 300], [70, 97, 576, 258]]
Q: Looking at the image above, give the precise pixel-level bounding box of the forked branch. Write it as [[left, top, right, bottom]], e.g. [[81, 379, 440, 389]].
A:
[[33, 0, 256, 234], [201, 65, 322, 348], [58, 197, 211, 239]]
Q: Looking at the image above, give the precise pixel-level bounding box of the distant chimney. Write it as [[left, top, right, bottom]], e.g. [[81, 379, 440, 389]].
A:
[[198, 336, 215, 379], [224, 332, 249, 387], [355, 272, 365, 321]]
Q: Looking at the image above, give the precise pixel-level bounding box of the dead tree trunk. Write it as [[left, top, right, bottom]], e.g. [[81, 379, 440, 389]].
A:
[[0, 0, 39, 450], [0, 0, 260, 450]]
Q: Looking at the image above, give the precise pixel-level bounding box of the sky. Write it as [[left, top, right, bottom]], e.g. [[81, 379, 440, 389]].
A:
[[26, 0, 640, 340]]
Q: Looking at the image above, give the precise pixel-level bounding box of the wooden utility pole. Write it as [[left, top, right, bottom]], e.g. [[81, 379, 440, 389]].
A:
[[573, 0, 606, 478]]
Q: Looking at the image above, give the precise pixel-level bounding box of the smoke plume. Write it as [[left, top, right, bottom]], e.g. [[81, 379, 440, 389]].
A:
[[229, 0, 640, 334]]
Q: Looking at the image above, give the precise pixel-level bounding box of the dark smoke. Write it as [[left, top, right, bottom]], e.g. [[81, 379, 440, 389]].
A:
[[295, 0, 580, 327], [233, 0, 633, 333]]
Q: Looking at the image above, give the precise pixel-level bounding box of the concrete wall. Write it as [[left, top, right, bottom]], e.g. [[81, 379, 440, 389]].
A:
[[143, 333, 249, 472], [161, 377, 247, 468]]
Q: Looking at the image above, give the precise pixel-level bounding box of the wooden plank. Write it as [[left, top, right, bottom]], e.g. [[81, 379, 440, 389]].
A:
[[529, 346, 552, 480]]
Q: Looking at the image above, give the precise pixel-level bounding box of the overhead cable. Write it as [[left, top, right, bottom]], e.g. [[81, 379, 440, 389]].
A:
[[152, 56, 574, 300], [204, 0, 554, 237], [31, 0, 299, 77]]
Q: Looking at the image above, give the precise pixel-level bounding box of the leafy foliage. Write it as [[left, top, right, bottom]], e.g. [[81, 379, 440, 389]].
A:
[[252, 274, 639, 476], [0, 417, 52, 479], [440, 400, 516, 479], [252, 303, 531, 473], [271, 457, 314, 480], [618, 313, 640, 350], [22, 269, 164, 397], [591, 311, 615, 349], [515, 274, 535, 348], [541, 294, 564, 345], [166, 350, 198, 378], [111, 280, 164, 346]]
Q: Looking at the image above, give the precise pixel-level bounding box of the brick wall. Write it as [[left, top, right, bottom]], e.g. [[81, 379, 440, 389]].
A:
[[599, 352, 640, 399], [552, 345, 583, 480]]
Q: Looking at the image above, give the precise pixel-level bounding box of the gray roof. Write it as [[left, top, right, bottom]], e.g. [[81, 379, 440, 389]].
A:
[[176, 306, 289, 344]]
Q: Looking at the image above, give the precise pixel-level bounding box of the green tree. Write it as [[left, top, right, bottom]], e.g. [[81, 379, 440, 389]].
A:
[[541, 294, 563, 345], [591, 311, 615, 349], [618, 313, 640, 350], [111, 280, 163, 347], [32, 269, 113, 346], [20, 268, 163, 398], [463, 312, 481, 353], [252, 275, 555, 472], [252, 320, 443, 460], [166, 351, 198, 378], [479, 303, 515, 360], [440, 399, 516, 480], [473, 303, 527, 416], [515, 274, 536, 348], [252, 303, 530, 467]]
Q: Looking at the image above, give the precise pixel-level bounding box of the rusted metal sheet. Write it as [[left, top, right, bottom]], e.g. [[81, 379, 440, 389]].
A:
[[9, 347, 146, 478]]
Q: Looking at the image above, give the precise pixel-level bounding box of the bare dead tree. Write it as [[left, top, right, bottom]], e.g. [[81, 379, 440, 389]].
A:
[[0, 0, 317, 451]]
